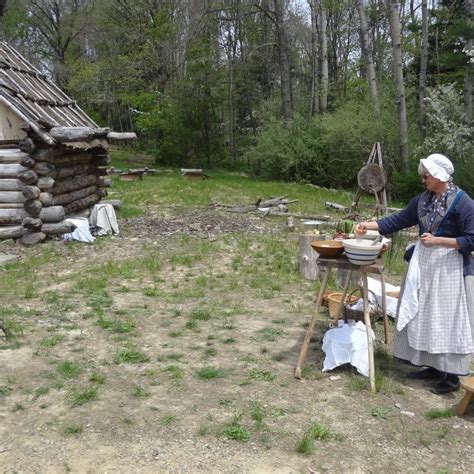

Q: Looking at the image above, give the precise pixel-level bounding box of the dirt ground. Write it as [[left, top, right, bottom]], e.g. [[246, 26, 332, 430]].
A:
[[0, 207, 473, 474]]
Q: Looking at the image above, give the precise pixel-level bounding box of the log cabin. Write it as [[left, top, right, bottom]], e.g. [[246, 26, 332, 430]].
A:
[[0, 41, 135, 245]]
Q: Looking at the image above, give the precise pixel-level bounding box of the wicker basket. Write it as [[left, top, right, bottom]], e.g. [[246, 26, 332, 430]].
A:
[[327, 292, 359, 319], [343, 288, 383, 324]]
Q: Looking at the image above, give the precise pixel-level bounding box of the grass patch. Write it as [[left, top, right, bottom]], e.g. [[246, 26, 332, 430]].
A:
[[247, 369, 275, 382], [196, 367, 225, 380], [89, 371, 106, 384], [57, 360, 81, 379], [222, 414, 250, 442], [115, 349, 150, 364], [64, 422, 83, 434], [68, 387, 98, 406], [425, 408, 455, 419]]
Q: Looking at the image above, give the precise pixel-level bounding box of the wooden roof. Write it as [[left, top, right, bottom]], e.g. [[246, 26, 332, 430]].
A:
[[0, 42, 98, 145]]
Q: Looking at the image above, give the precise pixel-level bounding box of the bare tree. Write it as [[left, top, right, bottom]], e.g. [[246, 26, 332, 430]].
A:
[[320, 3, 328, 112], [273, 0, 293, 121], [386, 0, 409, 173], [308, 0, 320, 115], [418, 0, 429, 135], [357, 0, 379, 110], [464, 0, 473, 127]]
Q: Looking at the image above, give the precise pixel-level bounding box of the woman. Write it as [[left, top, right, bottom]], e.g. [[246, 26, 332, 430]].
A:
[[356, 154, 474, 394]]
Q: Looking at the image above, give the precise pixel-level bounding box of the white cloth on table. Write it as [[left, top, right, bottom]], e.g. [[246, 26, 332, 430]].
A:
[[62, 217, 95, 243], [322, 321, 375, 377], [90, 203, 119, 235]]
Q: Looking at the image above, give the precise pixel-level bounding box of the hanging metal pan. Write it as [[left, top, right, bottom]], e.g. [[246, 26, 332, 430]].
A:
[[357, 164, 386, 192]]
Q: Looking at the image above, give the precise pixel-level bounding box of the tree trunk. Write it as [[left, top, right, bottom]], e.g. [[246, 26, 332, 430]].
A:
[[320, 5, 329, 113], [274, 0, 293, 122], [308, 0, 320, 116], [386, 0, 409, 174], [418, 0, 429, 135], [464, 0, 473, 127], [357, 0, 379, 110]]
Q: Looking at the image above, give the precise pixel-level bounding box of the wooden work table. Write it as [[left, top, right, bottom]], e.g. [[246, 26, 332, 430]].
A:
[[294, 256, 389, 392]]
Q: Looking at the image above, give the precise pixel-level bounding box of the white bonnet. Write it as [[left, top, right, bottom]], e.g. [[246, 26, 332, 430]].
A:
[[420, 153, 454, 182]]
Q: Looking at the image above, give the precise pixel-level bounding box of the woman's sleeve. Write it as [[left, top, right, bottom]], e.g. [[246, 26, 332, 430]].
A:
[[376, 196, 420, 235], [456, 195, 474, 252]]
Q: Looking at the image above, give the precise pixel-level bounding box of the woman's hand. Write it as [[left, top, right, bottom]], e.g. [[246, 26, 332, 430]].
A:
[[420, 233, 460, 249], [355, 221, 379, 236]]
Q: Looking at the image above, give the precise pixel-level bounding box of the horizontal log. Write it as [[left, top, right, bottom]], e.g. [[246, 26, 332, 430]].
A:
[[0, 163, 28, 178], [39, 206, 65, 223], [0, 191, 26, 204], [24, 199, 43, 217], [32, 148, 55, 162], [19, 170, 39, 184], [0, 209, 27, 225], [20, 231, 46, 246], [22, 217, 42, 230], [19, 137, 36, 153], [93, 155, 111, 166], [20, 156, 36, 168], [33, 162, 54, 176], [49, 152, 93, 165], [37, 176, 55, 191], [41, 221, 74, 235], [49, 126, 110, 142], [22, 185, 41, 200], [39, 192, 54, 207], [52, 174, 97, 195], [0, 203, 24, 209], [51, 162, 91, 180], [0, 225, 25, 240], [0, 179, 22, 191], [107, 131, 136, 140], [0, 150, 27, 163], [64, 193, 99, 214], [53, 185, 97, 206], [97, 177, 112, 188]]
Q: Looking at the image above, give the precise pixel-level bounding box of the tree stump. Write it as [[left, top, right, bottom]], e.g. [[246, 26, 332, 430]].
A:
[[298, 233, 326, 280]]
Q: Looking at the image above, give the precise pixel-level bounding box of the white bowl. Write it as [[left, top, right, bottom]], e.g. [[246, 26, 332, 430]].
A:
[[342, 238, 383, 265]]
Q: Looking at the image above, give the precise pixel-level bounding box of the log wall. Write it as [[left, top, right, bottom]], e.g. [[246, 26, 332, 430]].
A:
[[0, 129, 112, 245]]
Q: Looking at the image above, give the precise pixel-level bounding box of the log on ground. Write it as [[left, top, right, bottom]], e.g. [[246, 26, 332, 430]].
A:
[[20, 232, 46, 246], [0, 225, 25, 240], [41, 221, 74, 235]]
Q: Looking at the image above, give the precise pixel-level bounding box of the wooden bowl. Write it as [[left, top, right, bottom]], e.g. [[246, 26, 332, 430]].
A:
[[310, 240, 344, 258]]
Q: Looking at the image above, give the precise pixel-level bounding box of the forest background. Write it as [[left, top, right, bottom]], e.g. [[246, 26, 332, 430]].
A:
[[0, 0, 472, 199]]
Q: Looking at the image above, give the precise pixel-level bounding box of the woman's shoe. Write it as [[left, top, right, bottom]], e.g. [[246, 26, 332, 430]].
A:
[[430, 376, 460, 395], [407, 367, 442, 380]]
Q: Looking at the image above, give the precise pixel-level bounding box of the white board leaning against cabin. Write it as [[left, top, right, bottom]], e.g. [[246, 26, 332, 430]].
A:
[[0, 102, 27, 142], [0, 41, 136, 245]]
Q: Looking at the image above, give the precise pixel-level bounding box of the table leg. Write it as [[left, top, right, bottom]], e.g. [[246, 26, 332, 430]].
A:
[[332, 270, 352, 325], [379, 272, 389, 344], [362, 271, 376, 392], [294, 268, 330, 379]]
